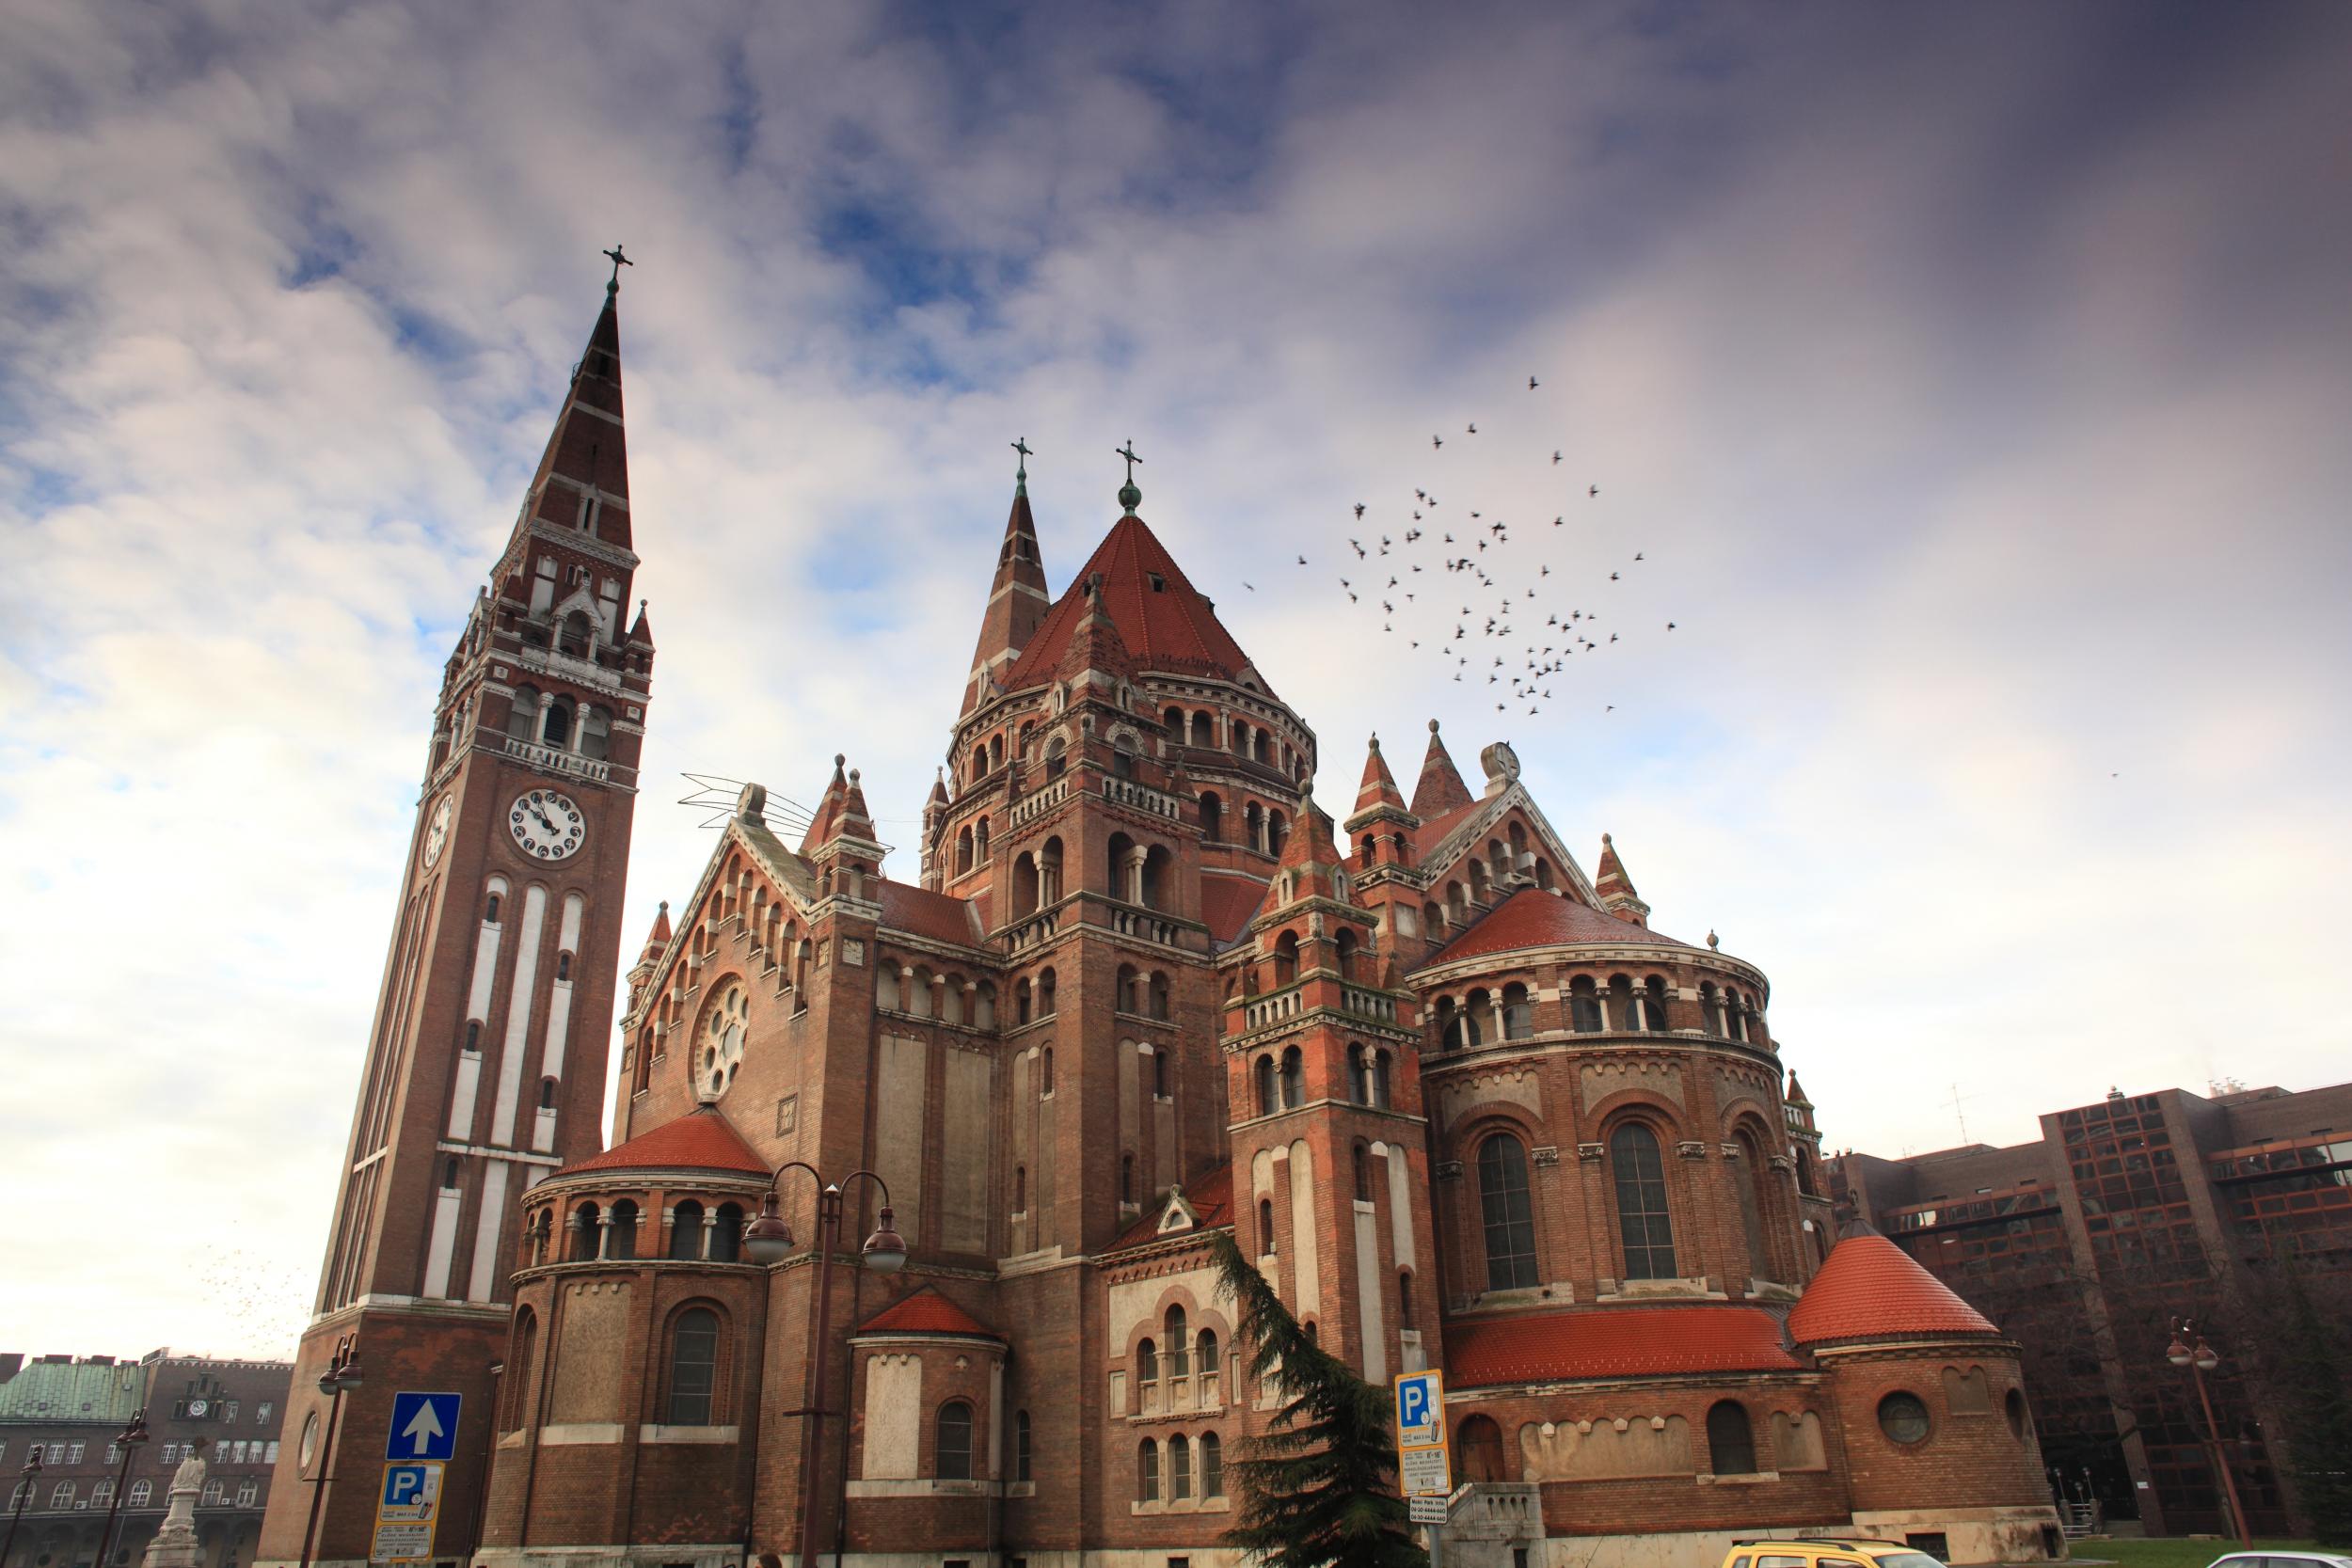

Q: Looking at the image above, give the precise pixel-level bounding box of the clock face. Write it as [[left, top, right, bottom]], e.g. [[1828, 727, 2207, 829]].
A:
[[421, 795, 453, 869], [508, 790, 585, 861], [186, 1400, 209, 1418], [697, 979, 750, 1099]]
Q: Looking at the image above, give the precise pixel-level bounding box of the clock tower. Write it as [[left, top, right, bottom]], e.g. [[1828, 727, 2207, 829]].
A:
[[258, 273, 655, 1568]]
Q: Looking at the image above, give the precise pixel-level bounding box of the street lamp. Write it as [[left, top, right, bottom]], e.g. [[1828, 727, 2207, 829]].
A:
[[94, 1410, 151, 1568], [295, 1335, 365, 1568], [3, 1451, 42, 1568], [741, 1164, 905, 1568], [2166, 1319, 2251, 1548]]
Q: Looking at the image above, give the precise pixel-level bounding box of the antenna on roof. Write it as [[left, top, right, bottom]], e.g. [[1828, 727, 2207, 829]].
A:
[[677, 772, 815, 833]]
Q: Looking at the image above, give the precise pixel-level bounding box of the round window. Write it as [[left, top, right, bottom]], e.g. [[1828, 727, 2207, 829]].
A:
[[298, 1410, 321, 1468], [696, 980, 750, 1099], [1877, 1390, 1931, 1445]]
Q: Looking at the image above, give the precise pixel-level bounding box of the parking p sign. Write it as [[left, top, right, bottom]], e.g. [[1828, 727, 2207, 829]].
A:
[[1393, 1370, 1442, 1449]]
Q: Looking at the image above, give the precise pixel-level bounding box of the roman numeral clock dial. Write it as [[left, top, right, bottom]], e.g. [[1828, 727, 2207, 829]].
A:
[[509, 789, 586, 860]]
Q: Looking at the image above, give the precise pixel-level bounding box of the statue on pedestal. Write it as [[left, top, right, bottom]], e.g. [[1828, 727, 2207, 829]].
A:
[[140, 1439, 206, 1568]]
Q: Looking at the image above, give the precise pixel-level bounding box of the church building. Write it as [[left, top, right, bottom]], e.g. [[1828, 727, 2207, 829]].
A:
[[258, 277, 2064, 1568]]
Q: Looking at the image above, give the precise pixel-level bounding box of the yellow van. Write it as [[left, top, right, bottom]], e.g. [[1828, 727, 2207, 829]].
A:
[[1721, 1540, 1947, 1568]]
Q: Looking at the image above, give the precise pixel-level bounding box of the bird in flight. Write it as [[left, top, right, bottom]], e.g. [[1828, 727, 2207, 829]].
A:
[[1589, 483, 1599, 497], [1243, 581, 1255, 591], [1553, 450, 1562, 465], [1633, 552, 1644, 561], [1354, 502, 1366, 519], [1467, 422, 1477, 435], [1666, 621, 1677, 630], [1433, 435, 1444, 449], [1296, 554, 1307, 564], [1529, 375, 1539, 390]]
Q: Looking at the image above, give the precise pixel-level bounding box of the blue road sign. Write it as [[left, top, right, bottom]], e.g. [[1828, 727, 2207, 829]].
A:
[[1394, 1370, 1442, 1447], [380, 1465, 435, 1513], [385, 1392, 460, 1461]]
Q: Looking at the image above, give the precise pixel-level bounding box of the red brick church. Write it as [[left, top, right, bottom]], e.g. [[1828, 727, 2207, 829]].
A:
[[257, 279, 2063, 1568]]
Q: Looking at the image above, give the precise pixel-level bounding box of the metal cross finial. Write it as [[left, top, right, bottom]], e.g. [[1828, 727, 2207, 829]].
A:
[[602, 245, 632, 291], [1116, 439, 1142, 483], [1011, 436, 1032, 486]]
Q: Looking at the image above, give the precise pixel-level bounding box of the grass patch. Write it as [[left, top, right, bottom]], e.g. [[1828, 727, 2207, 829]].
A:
[[2066, 1539, 2329, 1568]]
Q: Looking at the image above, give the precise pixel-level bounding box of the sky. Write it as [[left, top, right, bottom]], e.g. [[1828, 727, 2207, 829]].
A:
[[3, 0, 2349, 1359]]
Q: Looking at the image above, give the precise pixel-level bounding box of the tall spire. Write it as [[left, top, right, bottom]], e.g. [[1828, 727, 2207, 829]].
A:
[[499, 275, 634, 576], [1409, 719, 1475, 819], [963, 448, 1051, 714]]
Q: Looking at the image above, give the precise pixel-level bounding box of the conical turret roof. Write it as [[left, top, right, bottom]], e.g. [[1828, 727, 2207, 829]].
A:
[[1354, 733, 1408, 817], [1002, 515, 1260, 689], [1410, 720, 1475, 819], [1788, 1230, 1999, 1346]]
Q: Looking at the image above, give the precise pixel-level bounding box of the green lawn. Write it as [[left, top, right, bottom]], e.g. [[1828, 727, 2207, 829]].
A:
[[2065, 1539, 2331, 1568]]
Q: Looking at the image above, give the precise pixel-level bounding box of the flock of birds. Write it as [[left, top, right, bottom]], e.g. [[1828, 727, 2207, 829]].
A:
[[1236, 373, 1677, 718]]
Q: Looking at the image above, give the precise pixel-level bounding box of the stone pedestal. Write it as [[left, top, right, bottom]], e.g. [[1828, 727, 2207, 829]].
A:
[[141, 1447, 206, 1568]]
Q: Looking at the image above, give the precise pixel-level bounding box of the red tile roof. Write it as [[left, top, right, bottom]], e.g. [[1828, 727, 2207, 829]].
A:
[[1788, 1232, 1998, 1345], [878, 879, 979, 948], [1447, 1305, 1800, 1387], [1420, 887, 1697, 969], [857, 1286, 999, 1338], [1411, 800, 1483, 862], [1002, 515, 1259, 689], [1200, 873, 1269, 946], [1111, 1163, 1235, 1250], [559, 1105, 770, 1179]]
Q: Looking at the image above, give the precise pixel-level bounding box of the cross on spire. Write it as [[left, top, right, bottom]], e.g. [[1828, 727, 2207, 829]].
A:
[[1012, 436, 1032, 494], [602, 245, 632, 292], [1114, 438, 1143, 516]]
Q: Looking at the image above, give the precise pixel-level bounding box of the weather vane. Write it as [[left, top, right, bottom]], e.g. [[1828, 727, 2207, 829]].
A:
[[602, 245, 632, 292], [1115, 438, 1142, 515]]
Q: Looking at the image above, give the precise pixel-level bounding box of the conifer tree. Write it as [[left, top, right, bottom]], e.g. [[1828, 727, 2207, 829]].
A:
[[1212, 1230, 1426, 1568]]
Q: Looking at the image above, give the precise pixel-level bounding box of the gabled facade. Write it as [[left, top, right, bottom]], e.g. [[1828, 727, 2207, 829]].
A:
[[267, 404, 2062, 1568]]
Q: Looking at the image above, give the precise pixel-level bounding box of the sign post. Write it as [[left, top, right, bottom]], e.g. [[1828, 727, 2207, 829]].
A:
[[1393, 1370, 1452, 1568], [373, 1394, 459, 1564]]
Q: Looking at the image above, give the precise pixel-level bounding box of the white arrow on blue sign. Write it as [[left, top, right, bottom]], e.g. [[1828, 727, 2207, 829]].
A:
[[385, 1393, 460, 1461]]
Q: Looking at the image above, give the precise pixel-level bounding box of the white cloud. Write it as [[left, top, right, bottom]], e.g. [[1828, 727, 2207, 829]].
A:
[[3, 0, 2347, 1356]]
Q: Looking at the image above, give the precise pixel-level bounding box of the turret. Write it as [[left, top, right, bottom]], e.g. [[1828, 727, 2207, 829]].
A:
[[1594, 832, 1651, 927]]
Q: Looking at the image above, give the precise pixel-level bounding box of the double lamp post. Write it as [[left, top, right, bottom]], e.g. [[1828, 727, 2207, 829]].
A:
[[740, 1163, 904, 1568], [2166, 1318, 2251, 1548]]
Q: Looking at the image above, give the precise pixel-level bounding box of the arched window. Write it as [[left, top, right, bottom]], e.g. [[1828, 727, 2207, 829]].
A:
[[128, 1481, 151, 1507], [609, 1199, 640, 1260], [1354, 1142, 1373, 1202], [579, 705, 611, 760], [669, 1199, 705, 1259], [1279, 1046, 1303, 1109], [1476, 1135, 1538, 1290], [1151, 971, 1172, 1020], [666, 1307, 721, 1424], [1191, 712, 1213, 748], [1334, 927, 1359, 979], [1267, 809, 1289, 857], [1152, 1048, 1169, 1098], [1137, 1337, 1159, 1385], [1044, 736, 1068, 778], [1502, 982, 1534, 1039], [1165, 1307, 1190, 1377], [1168, 1433, 1193, 1500], [569, 1201, 601, 1261], [1728, 990, 1750, 1042], [956, 828, 974, 875], [1137, 1438, 1160, 1502], [542, 697, 573, 748], [1199, 792, 1223, 843], [1644, 975, 1671, 1032], [1701, 982, 1725, 1036], [1039, 967, 1057, 1016], [1374, 1050, 1393, 1108], [1273, 931, 1299, 987], [485, 892, 502, 924], [1707, 1401, 1756, 1475], [709, 1201, 743, 1263], [1013, 1166, 1026, 1212], [506, 687, 541, 741], [1121, 1153, 1136, 1205], [559, 610, 593, 656], [936, 1401, 974, 1481], [1041, 1046, 1056, 1095], [503, 1309, 538, 1430], [1347, 1045, 1370, 1104], [442, 1157, 462, 1190], [1196, 1328, 1219, 1379], [1200, 1430, 1224, 1497], [1258, 1198, 1277, 1254], [1734, 1131, 1772, 1281], [1571, 973, 1609, 1034], [1016, 1409, 1033, 1481], [1255, 1054, 1277, 1117], [1397, 1269, 1414, 1328], [1611, 1124, 1678, 1279]]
